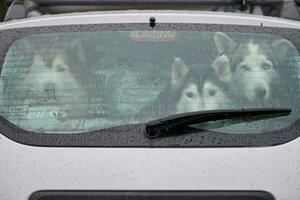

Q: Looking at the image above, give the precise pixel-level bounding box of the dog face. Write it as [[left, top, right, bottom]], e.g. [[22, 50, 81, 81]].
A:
[[172, 57, 231, 113], [230, 41, 279, 101], [176, 79, 230, 113], [214, 32, 294, 103], [23, 51, 81, 103]]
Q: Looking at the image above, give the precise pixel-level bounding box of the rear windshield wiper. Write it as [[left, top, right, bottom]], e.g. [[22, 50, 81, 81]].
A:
[[145, 107, 291, 138]]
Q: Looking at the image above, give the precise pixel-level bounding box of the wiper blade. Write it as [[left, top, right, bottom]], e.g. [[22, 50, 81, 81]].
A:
[[145, 107, 291, 138]]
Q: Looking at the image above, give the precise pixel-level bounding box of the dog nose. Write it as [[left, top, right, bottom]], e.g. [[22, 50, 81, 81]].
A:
[[255, 88, 267, 99]]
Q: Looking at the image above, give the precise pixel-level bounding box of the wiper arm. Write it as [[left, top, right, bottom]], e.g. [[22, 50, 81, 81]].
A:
[[145, 107, 291, 138]]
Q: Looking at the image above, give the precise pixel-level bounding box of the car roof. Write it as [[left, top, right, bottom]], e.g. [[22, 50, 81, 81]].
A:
[[1, 10, 300, 30]]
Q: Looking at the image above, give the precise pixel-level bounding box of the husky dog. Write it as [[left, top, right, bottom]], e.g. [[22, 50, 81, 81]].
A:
[[214, 32, 296, 104], [22, 52, 83, 104], [139, 56, 232, 118], [16, 39, 89, 123]]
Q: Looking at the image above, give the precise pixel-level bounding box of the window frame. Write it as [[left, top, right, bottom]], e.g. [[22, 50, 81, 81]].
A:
[[1, 23, 300, 147]]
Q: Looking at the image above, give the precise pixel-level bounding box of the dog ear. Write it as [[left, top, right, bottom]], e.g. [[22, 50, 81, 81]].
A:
[[214, 32, 237, 56], [271, 39, 295, 61], [211, 55, 231, 82], [171, 57, 189, 90]]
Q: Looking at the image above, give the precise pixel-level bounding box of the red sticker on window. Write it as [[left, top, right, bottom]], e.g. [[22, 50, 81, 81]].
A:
[[130, 31, 176, 41]]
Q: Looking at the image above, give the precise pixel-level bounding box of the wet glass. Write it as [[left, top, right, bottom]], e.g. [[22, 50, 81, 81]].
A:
[[0, 31, 299, 133]]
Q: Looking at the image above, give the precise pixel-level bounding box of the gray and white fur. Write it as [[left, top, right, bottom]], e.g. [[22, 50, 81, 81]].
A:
[[214, 32, 296, 105]]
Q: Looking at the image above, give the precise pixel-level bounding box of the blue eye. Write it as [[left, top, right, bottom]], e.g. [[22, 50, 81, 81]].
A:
[[262, 62, 272, 70]]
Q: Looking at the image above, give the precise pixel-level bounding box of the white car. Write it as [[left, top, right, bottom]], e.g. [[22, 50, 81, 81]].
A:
[[0, 2, 300, 200]]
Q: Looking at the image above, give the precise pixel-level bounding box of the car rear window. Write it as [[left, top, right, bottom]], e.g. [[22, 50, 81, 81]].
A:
[[0, 28, 299, 135]]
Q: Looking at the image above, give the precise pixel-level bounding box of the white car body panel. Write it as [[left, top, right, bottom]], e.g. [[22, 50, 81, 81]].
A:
[[1, 135, 300, 199], [1, 10, 300, 29], [0, 11, 300, 200]]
